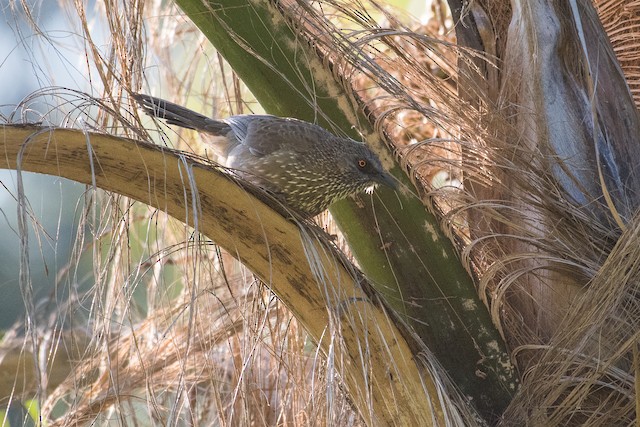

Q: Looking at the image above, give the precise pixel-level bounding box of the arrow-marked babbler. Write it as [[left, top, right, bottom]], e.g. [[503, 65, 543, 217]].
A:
[[133, 93, 396, 216]]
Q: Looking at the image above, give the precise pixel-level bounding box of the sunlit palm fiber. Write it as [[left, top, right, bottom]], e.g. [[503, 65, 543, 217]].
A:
[[595, 0, 640, 108]]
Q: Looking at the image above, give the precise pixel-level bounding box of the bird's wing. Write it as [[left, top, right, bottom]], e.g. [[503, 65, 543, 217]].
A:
[[225, 115, 320, 157], [223, 115, 268, 145]]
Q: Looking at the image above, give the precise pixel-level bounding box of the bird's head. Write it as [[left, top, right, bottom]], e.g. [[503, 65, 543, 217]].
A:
[[340, 141, 397, 192]]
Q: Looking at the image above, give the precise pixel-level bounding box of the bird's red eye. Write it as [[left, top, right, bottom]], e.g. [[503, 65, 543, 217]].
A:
[[358, 159, 367, 168]]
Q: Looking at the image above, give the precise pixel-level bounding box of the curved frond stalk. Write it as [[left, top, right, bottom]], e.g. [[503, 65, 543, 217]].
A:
[[1, 123, 463, 426]]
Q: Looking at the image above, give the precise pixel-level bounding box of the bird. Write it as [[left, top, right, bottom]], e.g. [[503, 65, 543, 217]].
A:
[[132, 93, 397, 216]]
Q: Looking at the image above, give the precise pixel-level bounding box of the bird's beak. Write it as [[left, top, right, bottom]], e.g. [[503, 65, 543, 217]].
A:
[[375, 171, 398, 190]]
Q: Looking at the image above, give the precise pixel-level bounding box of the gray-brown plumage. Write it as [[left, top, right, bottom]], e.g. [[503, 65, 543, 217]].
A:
[[133, 93, 396, 216]]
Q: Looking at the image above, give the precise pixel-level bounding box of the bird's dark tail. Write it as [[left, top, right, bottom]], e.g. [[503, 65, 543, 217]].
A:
[[132, 93, 229, 135]]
